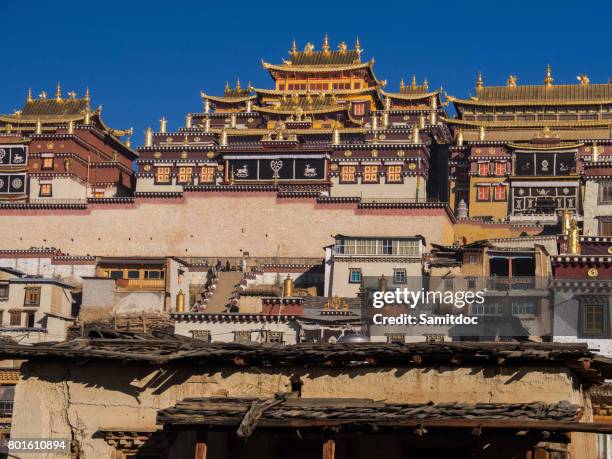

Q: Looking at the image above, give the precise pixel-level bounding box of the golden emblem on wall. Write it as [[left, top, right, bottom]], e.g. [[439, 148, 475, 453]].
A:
[[154, 152, 162, 158], [193, 137, 201, 142], [181, 151, 188, 159], [46, 142, 54, 149], [166, 137, 173, 143], [216, 164, 224, 172], [143, 164, 152, 172], [585, 147, 591, 152], [323, 295, 348, 310], [608, 246, 612, 255], [475, 148, 482, 153], [588, 268, 599, 278], [344, 150, 352, 157], [371, 149, 378, 157], [397, 150, 405, 157], [488, 148, 495, 153], [248, 117, 254, 123], [330, 163, 338, 171], [408, 162, 417, 170], [207, 151, 215, 158], [378, 134, 386, 140], [403, 115, 409, 121]]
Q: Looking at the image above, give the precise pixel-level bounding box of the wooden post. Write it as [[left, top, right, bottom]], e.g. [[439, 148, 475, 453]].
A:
[[322, 438, 335, 459], [194, 431, 207, 459]]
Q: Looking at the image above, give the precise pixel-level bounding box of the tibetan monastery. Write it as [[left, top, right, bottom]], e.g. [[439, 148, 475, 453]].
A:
[[0, 85, 136, 205], [136, 36, 451, 201], [446, 67, 612, 233]]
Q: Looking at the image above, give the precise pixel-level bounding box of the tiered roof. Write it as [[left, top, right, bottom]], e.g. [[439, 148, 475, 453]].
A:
[[382, 75, 441, 102]]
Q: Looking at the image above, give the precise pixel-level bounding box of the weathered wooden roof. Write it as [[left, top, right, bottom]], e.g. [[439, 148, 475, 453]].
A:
[[0, 339, 609, 383], [156, 396, 612, 437]]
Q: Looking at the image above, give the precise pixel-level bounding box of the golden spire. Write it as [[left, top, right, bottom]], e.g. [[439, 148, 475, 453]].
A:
[[225, 81, 230, 94], [35, 119, 42, 135], [338, 41, 347, 52], [355, 36, 362, 54], [400, 78, 405, 90], [412, 74, 417, 89], [568, 218, 580, 255], [159, 116, 167, 133], [423, 78, 428, 91], [26, 88, 33, 103], [67, 91, 77, 99], [236, 78, 241, 91], [322, 33, 330, 53], [144, 127, 153, 147], [475, 71, 484, 91], [55, 82, 62, 101], [544, 64, 553, 87], [84, 87, 90, 102], [290, 38, 297, 54], [39, 90, 47, 100], [506, 75, 517, 87]]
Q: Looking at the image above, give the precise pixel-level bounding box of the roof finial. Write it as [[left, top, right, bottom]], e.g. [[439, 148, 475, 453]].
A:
[[423, 78, 428, 91], [476, 71, 484, 91], [225, 81, 230, 94], [507, 75, 518, 87], [290, 38, 297, 55], [412, 74, 417, 88], [55, 82, 62, 101], [400, 78, 405, 90], [322, 33, 330, 53], [544, 64, 553, 87], [355, 36, 362, 54], [338, 41, 347, 52], [236, 78, 241, 91], [577, 74, 590, 86], [26, 88, 33, 102], [84, 87, 90, 102]]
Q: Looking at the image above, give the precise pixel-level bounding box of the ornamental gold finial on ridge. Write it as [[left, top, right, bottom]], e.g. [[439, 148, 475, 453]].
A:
[[412, 74, 417, 88], [26, 88, 33, 102], [475, 71, 484, 91], [322, 33, 330, 53], [544, 64, 553, 87], [55, 82, 62, 101], [577, 74, 590, 86], [506, 75, 517, 87], [290, 38, 297, 54]]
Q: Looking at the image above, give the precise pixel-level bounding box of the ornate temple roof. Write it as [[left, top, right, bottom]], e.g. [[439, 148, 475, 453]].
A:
[[262, 36, 373, 73], [450, 67, 612, 107], [255, 93, 345, 115], [0, 85, 92, 123], [201, 80, 256, 104]]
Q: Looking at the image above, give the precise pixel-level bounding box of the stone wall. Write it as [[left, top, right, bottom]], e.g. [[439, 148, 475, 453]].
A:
[[0, 193, 455, 257], [9, 359, 595, 458]]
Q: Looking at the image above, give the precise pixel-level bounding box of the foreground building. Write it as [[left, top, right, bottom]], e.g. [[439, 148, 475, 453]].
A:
[[1, 338, 612, 458]]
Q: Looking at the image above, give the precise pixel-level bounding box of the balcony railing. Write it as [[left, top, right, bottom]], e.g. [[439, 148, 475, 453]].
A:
[[120, 279, 166, 290], [487, 277, 544, 291]]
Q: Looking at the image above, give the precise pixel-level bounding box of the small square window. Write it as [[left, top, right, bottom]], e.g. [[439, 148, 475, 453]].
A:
[[127, 270, 140, 279], [393, 269, 407, 284], [9, 311, 21, 326], [477, 186, 490, 201], [349, 269, 362, 284], [39, 183, 52, 197], [24, 287, 41, 306], [41, 157, 54, 170], [0, 284, 8, 300], [478, 162, 490, 176], [580, 297, 608, 337]]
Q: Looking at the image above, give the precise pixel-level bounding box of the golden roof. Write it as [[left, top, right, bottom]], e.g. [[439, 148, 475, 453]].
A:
[[254, 93, 345, 115], [381, 89, 439, 101], [201, 80, 256, 103], [281, 36, 363, 67], [444, 117, 612, 129], [255, 86, 379, 96], [262, 60, 373, 73], [449, 83, 612, 106]]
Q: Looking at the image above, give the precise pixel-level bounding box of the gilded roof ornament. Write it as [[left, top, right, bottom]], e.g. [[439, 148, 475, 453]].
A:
[[577, 74, 590, 86], [290, 38, 297, 55], [322, 33, 330, 53], [84, 87, 90, 102], [304, 42, 314, 54], [67, 91, 77, 99], [55, 82, 62, 101], [475, 71, 484, 91], [544, 64, 553, 87], [26, 88, 33, 103], [399, 78, 405, 90], [39, 91, 47, 100], [423, 78, 429, 91], [506, 75, 518, 87], [412, 74, 417, 89], [355, 36, 362, 54], [338, 41, 347, 52], [236, 78, 241, 91]]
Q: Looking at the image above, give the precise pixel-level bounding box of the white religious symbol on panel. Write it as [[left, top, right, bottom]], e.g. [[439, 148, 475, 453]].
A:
[[270, 160, 283, 179], [304, 164, 317, 177], [236, 164, 249, 178]]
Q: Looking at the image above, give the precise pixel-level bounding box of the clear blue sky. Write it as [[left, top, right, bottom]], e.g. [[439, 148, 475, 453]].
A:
[[2, 0, 610, 145]]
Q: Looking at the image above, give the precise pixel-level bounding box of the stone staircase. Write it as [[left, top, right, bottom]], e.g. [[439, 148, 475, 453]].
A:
[[205, 271, 243, 313]]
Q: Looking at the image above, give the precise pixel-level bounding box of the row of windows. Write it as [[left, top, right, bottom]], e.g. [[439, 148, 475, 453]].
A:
[[348, 268, 407, 284], [190, 329, 284, 344], [335, 238, 420, 257], [477, 161, 507, 176], [340, 165, 403, 183], [278, 82, 362, 91], [0, 310, 37, 327], [476, 185, 507, 201], [103, 269, 165, 280], [155, 166, 216, 184], [0, 286, 40, 306]]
